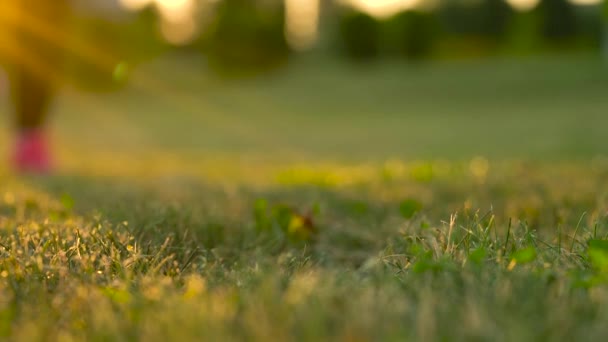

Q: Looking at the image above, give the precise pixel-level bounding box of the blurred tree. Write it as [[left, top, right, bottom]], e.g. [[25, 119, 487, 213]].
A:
[[604, 0, 608, 57], [385, 11, 438, 61], [337, 9, 381, 61], [574, 5, 603, 51], [438, 1, 482, 37], [479, 0, 515, 40], [205, 0, 289, 76], [438, 0, 513, 40], [436, 0, 514, 57], [505, 10, 543, 54], [538, 0, 578, 42]]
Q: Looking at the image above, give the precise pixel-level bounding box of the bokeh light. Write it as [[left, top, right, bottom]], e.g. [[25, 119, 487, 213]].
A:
[[568, 0, 602, 5], [285, 0, 320, 51], [339, 0, 420, 19], [155, 0, 194, 22], [505, 0, 541, 11], [160, 14, 198, 45], [119, 0, 199, 45], [156, 0, 199, 45], [119, 0, 154, 11], [116, 0, 606, 46]]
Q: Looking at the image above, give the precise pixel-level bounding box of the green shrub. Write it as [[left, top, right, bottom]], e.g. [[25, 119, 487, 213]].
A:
[[504, 10, 543, 54], [385, 10, 438, 61], [434, 0, 514, 57], [538, 0, 579, 42], [337, 9, 382, 61], [438, 0, 514, 41], [574, 5, 603, 50], [205, 0, 290, 77], [479, 0, 515, 40]]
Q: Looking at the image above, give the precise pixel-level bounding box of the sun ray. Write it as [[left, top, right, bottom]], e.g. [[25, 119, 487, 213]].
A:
[[0, 2, 234, 126]]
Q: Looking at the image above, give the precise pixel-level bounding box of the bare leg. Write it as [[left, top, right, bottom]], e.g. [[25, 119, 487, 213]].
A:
[[12, 67, 55, 130], [7, 0, 69, 172]]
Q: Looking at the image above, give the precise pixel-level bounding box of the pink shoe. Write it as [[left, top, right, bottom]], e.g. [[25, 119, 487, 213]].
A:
[[12, 129, 52, 174]]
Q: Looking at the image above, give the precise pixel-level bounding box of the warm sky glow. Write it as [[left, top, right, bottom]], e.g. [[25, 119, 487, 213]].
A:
[[342, 0, 603, 15], [498, 0, 602, 12], [119, 0, 199, 45], [119, 0, 154, 11], [160, 14, 198, 45], [505, 0, 541, 11], [339, 0, 421, 19], [155, 0, 195, 22], [285, 0, 320, 51], [117, 0, 606, 44], [568, 0, 602, 5], [156, 0, 199, 45]]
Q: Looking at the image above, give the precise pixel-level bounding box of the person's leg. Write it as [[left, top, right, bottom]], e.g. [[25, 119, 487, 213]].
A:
[[11, 38, 59, 131], [9, 0, 69, 173], [11, 69, 55, 173]]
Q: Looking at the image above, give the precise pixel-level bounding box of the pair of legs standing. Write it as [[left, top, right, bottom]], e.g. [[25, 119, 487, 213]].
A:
[[1, 0, 69, 173]]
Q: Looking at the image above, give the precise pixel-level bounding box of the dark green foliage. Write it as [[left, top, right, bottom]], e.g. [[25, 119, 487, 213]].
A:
[[205, 0, 290, 77], [538, 0, 579, 42], [573, 5, 604, 49], [337, 9, 381, 61], [479, 0, 516, 40], [437, 2, 478, 37], [438, 0, 514, 40], [510, 246, 537, 264], [385, 11, 438, 60], [504, 11, 543, 53], [399, 199, 423, 219], [468, 247, 487, 265]]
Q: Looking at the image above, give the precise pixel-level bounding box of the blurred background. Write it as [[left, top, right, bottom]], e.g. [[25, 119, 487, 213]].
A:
[[1, 0, 608, 172]]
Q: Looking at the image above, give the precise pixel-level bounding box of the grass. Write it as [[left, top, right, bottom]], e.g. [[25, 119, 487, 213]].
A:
[[1, 54, 608, 340], [46, 52, 608, 161]]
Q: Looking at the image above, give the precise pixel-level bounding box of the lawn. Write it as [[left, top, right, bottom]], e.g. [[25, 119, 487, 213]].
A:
[[1, 54, 608, 340]]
